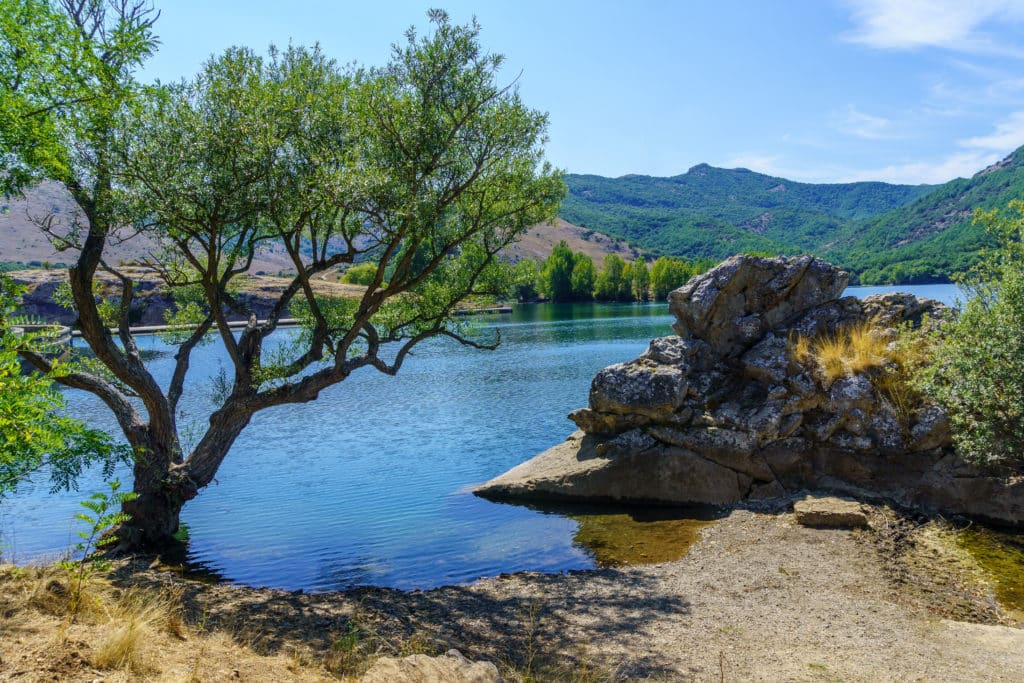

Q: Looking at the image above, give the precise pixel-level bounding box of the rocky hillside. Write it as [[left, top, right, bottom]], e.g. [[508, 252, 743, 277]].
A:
[[0, 184, 635, 273]]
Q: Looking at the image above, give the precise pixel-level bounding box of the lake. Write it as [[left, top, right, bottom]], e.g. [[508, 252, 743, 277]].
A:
[[0, 283, 963, 590]]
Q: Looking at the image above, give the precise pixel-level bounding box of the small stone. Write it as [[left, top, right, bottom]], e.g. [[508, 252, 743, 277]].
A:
[[793, 496, 869, 528]]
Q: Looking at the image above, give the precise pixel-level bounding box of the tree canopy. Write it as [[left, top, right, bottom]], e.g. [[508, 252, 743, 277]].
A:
[[1, 2, 563, 547]]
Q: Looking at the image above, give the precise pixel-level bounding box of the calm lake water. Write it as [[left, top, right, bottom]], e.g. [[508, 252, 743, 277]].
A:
[[0, 283, 962, 590]]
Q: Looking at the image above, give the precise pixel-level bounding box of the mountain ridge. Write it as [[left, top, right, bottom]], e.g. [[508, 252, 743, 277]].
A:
[[559, 147, 1024, 283]]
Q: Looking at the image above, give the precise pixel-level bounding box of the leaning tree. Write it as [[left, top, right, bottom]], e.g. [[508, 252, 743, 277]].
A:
[[1, 2, 564, 548]]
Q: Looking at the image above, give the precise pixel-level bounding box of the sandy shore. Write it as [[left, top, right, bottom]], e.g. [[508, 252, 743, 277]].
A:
[[72, 505, 1017, 681]]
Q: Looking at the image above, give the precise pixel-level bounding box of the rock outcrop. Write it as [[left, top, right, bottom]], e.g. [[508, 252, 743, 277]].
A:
[[477, 255, 1024, 527]]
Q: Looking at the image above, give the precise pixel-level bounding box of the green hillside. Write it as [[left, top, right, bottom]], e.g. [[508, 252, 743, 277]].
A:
[[559, 150, 1024, 284], [825, 150, 1024, 283], [561, 165, 933, 262]]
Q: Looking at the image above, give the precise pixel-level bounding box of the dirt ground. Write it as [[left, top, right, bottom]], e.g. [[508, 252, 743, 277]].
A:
[[3, 505, 1023, 682]]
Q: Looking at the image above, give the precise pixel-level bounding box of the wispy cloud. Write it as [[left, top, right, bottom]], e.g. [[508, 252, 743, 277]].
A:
[[843, 0, 1024, 56], [840, 151, 1001, 184], [960, 110, 1024, 150], [834, 106, 898, 139]]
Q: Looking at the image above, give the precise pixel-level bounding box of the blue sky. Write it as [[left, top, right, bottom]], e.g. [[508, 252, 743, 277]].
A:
[[142, 1, 1024, 185]]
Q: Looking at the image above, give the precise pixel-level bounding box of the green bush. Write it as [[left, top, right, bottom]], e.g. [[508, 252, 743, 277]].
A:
[[916, 201, 1024, 467], [341, 262, 381, 286]]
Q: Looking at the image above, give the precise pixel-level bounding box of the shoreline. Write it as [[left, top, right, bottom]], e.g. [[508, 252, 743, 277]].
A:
[[5, 502, 1023, 681]]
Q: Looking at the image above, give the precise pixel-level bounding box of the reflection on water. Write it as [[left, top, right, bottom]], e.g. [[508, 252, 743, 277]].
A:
[[956, 528, 1024, 618], [563, 504, 723, 567]]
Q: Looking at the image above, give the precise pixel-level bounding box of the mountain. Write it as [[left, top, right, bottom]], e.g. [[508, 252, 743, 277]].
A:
[[824, 149, 1024, 283], [560, 165, 934, 262], [559, 148, 1024, 283]]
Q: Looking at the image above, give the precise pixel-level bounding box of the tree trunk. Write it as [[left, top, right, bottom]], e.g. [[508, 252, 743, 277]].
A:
[[117, 443, 198, 550]]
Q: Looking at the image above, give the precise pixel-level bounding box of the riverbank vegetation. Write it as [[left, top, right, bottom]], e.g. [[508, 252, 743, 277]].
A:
[[517, 241, 710, 303], [915, 202, 1024, 467], [0, 274, 127, 497]]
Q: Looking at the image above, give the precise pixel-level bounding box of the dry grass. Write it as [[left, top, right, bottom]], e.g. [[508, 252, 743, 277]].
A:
[[790, 321, 934, 423], [797, 322, 890, 382], [0, 563, 336, 681]]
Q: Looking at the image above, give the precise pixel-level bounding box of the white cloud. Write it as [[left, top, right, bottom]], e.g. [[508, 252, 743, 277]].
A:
[[835, 106, 897, 139], [843, 0, 1024, 55], [726, 111, 1024, 185], [721, 154, 790, 177], [840, 151, 1001, 184], [960, 110, 1024, 150]]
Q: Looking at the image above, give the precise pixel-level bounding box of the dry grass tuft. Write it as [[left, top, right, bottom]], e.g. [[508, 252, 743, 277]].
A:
[[92, 615, 149, 671], [789, 321, 935, 423], [90, 584, 184, 672], [796, 322, 890, 382]]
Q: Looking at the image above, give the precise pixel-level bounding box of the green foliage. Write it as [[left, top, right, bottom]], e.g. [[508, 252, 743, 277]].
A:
[[58, 479, 137, 615], [915, 201, 1024, 467], [631, 259, 650, 301], [509, 259, 540, 301], [0, 0, 158, 198], [0, 274, 128, 497], [570, 253, 597, 300], [341, 263, 380, 286], [539, 240, 576, 301], [593, 254, 626, 301], [650, 255, 696, 300]]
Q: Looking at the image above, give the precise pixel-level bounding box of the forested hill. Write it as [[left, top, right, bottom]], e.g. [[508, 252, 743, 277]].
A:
[[824, 148, 1024, 283], [560, 148, 1024, 283], [560, 165, 934, 264]]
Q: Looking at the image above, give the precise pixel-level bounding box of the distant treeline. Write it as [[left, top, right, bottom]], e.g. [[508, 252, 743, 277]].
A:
[[509, 241, 711, 303], [340, 242, 712, 303]]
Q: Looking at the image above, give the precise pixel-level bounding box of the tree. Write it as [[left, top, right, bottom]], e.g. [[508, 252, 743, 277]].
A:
[[631, 259, 649, 301], [509, 259, 540, 301], [594, 253, 626, 301], [650, 255, 693, 300], [570, 253, 596, 300], [916, 202, 1024, 467], [0, 275, 126, 497], [340, 263, 380, 286], [619, 261, 634, 301], [539, 240, 575, 301], [3, 6, 564, 547]]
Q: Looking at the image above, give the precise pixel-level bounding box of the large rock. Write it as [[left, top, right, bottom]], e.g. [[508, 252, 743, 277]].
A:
[[360, 650, 502, 683], [476, 256, 1024, 527], [589, 360, 687, 419], [668, 254, 848, 358], [475, 432, 748, 506]]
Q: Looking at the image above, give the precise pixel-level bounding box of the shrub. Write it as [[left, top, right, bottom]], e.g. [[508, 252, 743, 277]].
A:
[[340, 262, 381, 286], [915, 202, 1024, 467]]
